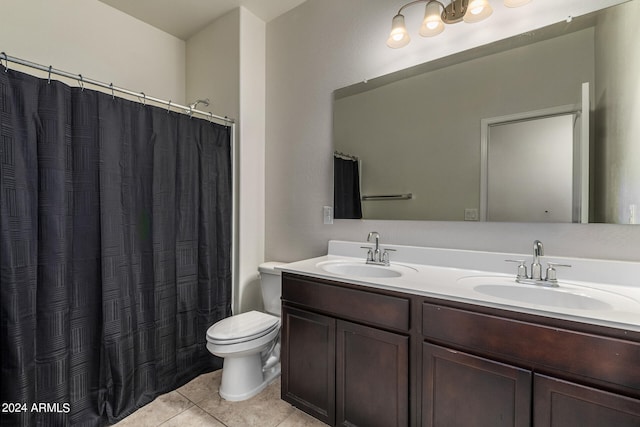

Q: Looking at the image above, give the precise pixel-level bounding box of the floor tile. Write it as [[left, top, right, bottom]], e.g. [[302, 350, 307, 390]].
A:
[[114, 371, 329, 427], [113, 391, 193, 427], [176, 370, 222, 404], [277, 409, 329, 426], [159, 405, 226, 427], [197, 379, 295, 427]]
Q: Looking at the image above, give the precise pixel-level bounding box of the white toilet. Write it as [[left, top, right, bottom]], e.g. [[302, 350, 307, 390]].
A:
[[205, 262, 284, 401]]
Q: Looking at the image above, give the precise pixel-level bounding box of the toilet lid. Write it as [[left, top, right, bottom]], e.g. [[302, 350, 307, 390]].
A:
[[207, 311, 280, 344]]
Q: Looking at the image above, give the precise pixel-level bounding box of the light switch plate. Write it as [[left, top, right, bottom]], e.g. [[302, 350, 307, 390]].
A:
[[323, 206, 333, 224]]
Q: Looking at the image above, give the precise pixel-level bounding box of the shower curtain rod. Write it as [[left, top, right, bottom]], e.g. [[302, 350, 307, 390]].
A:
[[0, 52, 235, 124]]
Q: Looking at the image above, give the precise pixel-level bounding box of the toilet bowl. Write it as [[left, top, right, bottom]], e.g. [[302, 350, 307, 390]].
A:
[[205, 262, 285, 401]]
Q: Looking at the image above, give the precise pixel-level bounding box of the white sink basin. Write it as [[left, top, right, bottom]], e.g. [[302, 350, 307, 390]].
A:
[[316, 260, 415, 278], [457, 276, 638, 311], [473, 284, 611, 310]]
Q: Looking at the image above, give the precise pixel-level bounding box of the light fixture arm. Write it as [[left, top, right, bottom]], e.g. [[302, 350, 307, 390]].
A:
[[396, 0, 444, 15]]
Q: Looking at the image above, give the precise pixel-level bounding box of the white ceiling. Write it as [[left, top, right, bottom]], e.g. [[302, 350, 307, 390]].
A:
[[98, 0, 307, 40]]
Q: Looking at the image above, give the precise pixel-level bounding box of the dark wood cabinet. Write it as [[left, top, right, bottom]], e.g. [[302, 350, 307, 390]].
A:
[[534, 374, 640, 427], [422, 342, 531, 427], [281, 273, 411, 427], [281, 305, 336, 425], [421, 301, 640, 427], [337, 320, 409, 427], [281, 272, 640, 426]]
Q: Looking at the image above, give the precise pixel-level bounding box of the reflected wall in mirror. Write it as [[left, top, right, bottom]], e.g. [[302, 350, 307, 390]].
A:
[[333, 0, 640, 224]]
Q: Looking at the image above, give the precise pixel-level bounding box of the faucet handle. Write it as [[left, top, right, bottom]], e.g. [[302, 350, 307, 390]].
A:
[[382, 248, 396, 264], [505, 259, 528, 280], [545, 262, 571, 283], [360, 246, 374, 262]]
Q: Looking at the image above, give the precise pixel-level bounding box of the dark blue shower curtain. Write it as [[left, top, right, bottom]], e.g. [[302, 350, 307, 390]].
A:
[[0, 68, 232, 426]]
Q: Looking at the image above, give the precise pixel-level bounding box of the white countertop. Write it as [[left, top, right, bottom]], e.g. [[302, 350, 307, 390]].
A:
[[279, 241, 640, 332]]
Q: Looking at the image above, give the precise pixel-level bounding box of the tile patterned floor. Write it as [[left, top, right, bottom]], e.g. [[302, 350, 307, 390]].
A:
[[113, 371, 326, 427]]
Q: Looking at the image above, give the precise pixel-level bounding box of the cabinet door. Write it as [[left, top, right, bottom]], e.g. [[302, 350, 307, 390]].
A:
[[534, 374, 640, 427], [336, 320, 409, 427], [422, 342, 531, 427], [281, 305, 336, 425]]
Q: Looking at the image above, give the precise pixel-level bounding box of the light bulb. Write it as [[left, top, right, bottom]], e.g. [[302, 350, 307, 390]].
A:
[[464, 0, 493, 23], [419, 1, 445, 37], [386, 14, 410, 48]]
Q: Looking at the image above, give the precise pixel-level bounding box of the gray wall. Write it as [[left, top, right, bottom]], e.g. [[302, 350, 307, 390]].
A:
[[595, 0, 640, 224], [266, 0, 640, 263], [186, 8, 268, 313], [0, 0, 186, 104]]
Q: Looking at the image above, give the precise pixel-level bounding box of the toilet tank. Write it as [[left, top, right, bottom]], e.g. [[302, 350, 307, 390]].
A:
[[258, 262, 285, 316]]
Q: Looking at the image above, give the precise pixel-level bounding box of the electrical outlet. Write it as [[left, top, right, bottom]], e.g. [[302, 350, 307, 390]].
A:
[[323, 206, 333, 224], [464, 208, 478, 221]]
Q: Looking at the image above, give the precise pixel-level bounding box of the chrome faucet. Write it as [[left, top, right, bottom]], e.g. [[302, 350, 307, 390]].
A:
[[361, 232, 394, 266], [506, 240, 571, 287], [368, 231, 381, 262], [531, 240, 544, 280]]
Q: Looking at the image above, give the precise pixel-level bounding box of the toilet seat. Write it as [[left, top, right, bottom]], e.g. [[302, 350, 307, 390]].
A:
[[207, 311, 280, 345]]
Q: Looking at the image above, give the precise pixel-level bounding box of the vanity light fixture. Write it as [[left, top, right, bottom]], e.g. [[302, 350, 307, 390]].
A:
[[387, 0, 531, 48]]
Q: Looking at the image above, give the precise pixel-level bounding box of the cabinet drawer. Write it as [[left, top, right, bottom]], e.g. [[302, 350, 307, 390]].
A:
[[282, 273, 410, 331], [422, 302, 640, 397]]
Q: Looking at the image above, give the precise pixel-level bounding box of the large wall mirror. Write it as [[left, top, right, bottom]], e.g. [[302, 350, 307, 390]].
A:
[[333, 0, 639, 224]]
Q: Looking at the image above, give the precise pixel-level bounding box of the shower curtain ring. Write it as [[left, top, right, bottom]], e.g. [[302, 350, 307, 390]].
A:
[[47, 65, 52, 84], [208, 112, 213, 124], [78, 74, 85, 91], [1, 52, 8, 72], [189, 105, 193, 118], [109, 83, 115, 100], [139, 92, 146, 106], [167, 100, 171, 113]]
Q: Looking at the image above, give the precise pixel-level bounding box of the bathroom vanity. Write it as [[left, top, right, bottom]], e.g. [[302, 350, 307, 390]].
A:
[[279, 241, 640, 427]]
